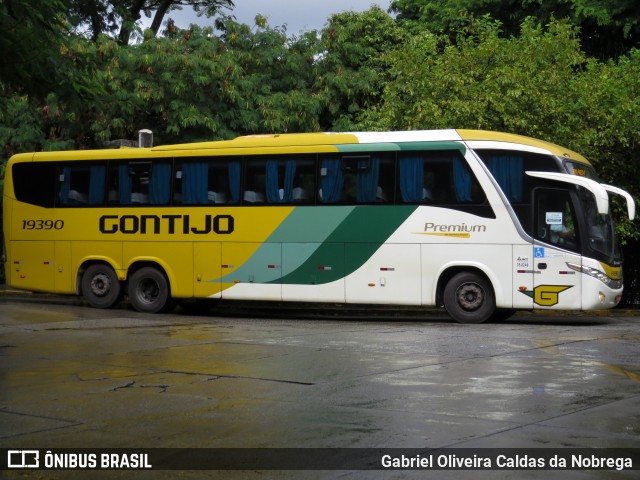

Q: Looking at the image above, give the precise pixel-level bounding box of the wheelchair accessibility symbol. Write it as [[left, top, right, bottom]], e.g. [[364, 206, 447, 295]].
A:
[[534, 247, 545, 258]]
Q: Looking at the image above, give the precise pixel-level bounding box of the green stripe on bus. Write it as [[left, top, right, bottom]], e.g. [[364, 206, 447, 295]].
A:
[[277, 205, 417, 285], [213, 207, 355, 284]]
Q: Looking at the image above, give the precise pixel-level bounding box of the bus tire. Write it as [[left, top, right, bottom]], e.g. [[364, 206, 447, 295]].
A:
[[81, 264, 121, 309], [443, 272, 495, 324], [127, 267, 170, 313]]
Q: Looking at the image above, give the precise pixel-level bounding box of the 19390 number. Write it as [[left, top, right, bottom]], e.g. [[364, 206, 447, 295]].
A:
[[22, 219, 64, 230]]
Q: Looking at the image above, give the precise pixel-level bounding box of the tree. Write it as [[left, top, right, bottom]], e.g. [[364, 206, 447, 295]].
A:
[[53, 18, 324, 145], [66, 0, 234, 45], [367, 18, 588, 135], [363, 17, 639, 240], [389, 0, 640, 59], [316, 7, 406, 130], [0, 0, 70, 95]]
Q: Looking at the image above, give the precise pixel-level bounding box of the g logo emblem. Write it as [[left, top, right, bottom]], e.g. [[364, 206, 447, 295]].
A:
[[533, 285, 572, 306]]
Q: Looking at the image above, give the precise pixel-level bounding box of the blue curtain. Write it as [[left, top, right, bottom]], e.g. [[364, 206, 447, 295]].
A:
[[183, 163, 208, 204], [320, 158, 344, 203], [284, 160, 296, 201], [118, 165, 132, 205], [150, 163, 171, 204], [228, 161, 241, 203], [59, 167, 71, 205], [356, 157, 380, 203], [399, 156, 424, 202], [488, 155, 524, 202], [266, 160, 296, 203], [266, 160, 280, 202], [453, 157, 473, 202], [88, 166, 106, 205]]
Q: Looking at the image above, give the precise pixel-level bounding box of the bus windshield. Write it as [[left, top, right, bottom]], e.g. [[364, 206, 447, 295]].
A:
[[578, 187, 620, 264]]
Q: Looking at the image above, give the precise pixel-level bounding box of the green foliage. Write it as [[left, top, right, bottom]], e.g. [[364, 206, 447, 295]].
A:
[[364, 16, 640, 239], [0, 0, 69, 95], [390, 0, 640, 59], [78, 20, 325, 144], [366, 18, 584, 133], [317, 7, 407, 130], [34, 8, 402, 146]]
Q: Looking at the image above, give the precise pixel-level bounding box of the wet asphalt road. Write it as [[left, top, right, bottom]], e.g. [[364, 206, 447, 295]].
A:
[[0, 297, 639, 479]]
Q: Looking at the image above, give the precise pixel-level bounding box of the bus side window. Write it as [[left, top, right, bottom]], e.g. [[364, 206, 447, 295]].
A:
[[319, 156, 344, 204], [319, 153, 393, 205], [58, 163, 107, 206], [398, 154, 431, 203], [248, 156, 316, 205], [244, 158, 266, 204], [485, 154, 524, 202], [399, 151, 484, 205], [292, 158, 315, 203], [534, 189, 579, 252], [13, 162, 57, 208], [206, 162, 234, 204], [176, 162, 208, 204], [175, 158, 240, 205], [108, 161, 171, 205], [265, 158, 314, 204], [475, 149, 561, 204]]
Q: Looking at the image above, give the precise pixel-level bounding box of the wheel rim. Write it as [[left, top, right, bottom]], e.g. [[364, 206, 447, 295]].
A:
[[90, 273, 111, 297], [455, 282, 484, 311], [137, 278, 160, 305]]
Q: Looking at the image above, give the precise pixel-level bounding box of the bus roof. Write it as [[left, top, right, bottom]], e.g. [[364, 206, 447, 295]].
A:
[[12, 129, 591, 166], [457, 129, 591, 165]]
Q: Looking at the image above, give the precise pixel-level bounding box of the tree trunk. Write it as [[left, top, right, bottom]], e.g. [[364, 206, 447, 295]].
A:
[[150, 0, 174, 36], [118, 0, 148, 45]]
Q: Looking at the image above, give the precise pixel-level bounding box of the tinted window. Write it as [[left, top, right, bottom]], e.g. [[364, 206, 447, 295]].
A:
[[319, 153, 394, 204], [245, 156, 316, 204], [174, 158, 241, 205], [58, 162, 107, 206], [534, 188, 580, 253], [476, 150, 563, 233], [397, 150, 486, 205], [107, 160, 173, 205], [475, 150, 560, 203], [12, 162, 57, 208]]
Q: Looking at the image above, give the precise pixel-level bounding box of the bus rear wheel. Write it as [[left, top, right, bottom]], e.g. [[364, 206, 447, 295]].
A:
[[81, 264, 121, 309], [127, 267, 171, 313], [443, 272, 495, 324]]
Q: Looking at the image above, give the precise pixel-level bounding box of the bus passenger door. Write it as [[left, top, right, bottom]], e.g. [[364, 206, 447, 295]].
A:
[[531, 189, 582, 310], [513, 244, 535, 309]]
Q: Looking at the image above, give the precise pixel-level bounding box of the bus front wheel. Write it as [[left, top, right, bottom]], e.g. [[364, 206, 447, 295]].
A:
[[81, 264, 121, 309], [127, 267, 171, 313], [443, 272, 495, 324]]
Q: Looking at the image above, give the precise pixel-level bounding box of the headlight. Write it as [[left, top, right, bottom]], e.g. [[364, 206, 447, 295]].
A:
[[566, 262, 623, 289]]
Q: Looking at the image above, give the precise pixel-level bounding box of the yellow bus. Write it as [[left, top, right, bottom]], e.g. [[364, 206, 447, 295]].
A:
[[2, 130, 635, 323]]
